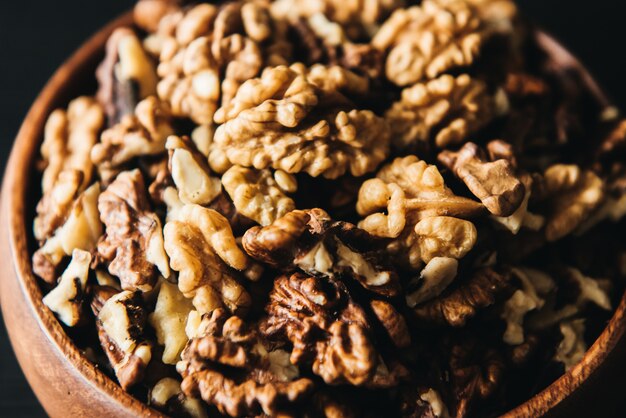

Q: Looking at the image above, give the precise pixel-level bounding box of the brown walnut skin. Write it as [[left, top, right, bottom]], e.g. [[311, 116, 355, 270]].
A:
[[243, 208, 401, 297]]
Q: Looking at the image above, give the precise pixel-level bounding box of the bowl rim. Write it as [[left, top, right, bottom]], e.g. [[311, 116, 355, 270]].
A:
[[1, 9, 624, 418]]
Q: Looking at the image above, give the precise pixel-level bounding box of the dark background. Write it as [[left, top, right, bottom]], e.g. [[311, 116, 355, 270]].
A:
[[1, 1, 626, 416]]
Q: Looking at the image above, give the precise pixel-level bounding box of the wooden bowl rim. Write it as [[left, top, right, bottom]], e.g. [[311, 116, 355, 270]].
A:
[[1, 10, 624, 418]]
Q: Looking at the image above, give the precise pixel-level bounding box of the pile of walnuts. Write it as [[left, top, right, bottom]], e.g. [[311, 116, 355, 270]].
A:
[[33, 0, 626, 417]]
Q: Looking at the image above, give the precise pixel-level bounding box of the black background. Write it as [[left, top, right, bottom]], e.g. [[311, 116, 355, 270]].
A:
[[2, 1, 626, 416]]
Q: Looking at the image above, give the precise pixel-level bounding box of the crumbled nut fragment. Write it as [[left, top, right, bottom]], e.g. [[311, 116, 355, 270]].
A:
[[357, 156, 482, 270], [34, 170, 83, 243], [385, 74, 507, 149], [164, 204, 252, 314], [150, 377, 208, 418], [500, 267, 548, 345], [91, 97, 174, 183], [373, 0, 499, 86], [554, 319, 586, 371], [33, 183, 102, 284], [97, 28, 158, 125], [92, 288, 152, 390], [97, 170, 170, 292], [212, 65, 390, 179], [243, 209, 400, 296], [263, 273, 406, 387], [528, 268, 611, 331], [179, 309, 314, 417], [166, 135, 222, 205], [222, 166, 296, 226], [42, 249, 91, 327], [439, 141, 525, 216], [542, 164, 605, 241], [150, 281, 194, 364], [412, 267, 512, 326], [406, 257, 459, 307]]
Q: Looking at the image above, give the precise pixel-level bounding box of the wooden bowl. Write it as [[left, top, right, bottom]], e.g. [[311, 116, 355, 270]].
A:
[[1, 10, 625, 418]]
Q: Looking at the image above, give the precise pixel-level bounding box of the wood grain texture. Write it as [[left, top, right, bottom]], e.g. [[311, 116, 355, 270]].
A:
[[0, 9, 624, 418]]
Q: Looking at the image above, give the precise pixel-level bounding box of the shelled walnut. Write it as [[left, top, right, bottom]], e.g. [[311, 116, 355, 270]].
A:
[[91, 96, 174, 183], [357, 156, 482, 271], [91, 288, 153, 390], [96, 169, 170, 292], [178, 309, 314, 417], [373, 0, 516, 86], [211, 64, 391, 179], [243, 208, 400, 296], [262, 273, 408, 387], [163, 204, 252, 314], [385, 74, 507, 150]]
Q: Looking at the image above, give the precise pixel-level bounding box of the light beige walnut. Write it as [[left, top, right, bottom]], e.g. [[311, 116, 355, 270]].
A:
[[554, 319, 586, 371], [91, 97, 174, 182], [96, 28, 158, 125], [149, 281, 194, 364], [543, 164, 605, 241], [357, 156, 482, 270], [150, 377, 208, 418], [212, 65, 390, 179], [164, 204, 252, 314], [39, 97, 104, 194], [152, 2, 291, 124], [35, 98, 104, 242], [406, 257, 459, 307], [42, 249, 92, 327], [221, 166, 296, 226], [271, 0, 403, 40], [385, 74, 507, 149], [166, 135, 222, 205], [373, 0, 513, 86], [291, 62, 369, 102], [33, 183, 102, 284], [439, 141, 525, 216], [94, 289, 152, 390], [500, 267, 549, 345]]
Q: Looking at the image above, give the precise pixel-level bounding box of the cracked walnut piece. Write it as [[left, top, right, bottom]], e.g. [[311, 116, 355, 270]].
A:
[[412, 267, 512, 326], [262, 273, 407, 387], [91, 96, 174, 183], [373, 0, 512, 86], [33, 183, 102, 284], [97, 169, 170, 292], [35, 98, 104, 242], [166, 135, 222, 205], [243, 208, 400, 297], [164, 204, 252, 315], [385, 73, 507, 150], [42, 249, 92, 327], [542, 164, 605, 242], [150, 377, 207, 418], [212, 65, 391, 179], [221, 166, 296, 226], [97, 28, 158, 125], [179, 309, 314, 417], [439, 141, 525, 216], [357, 155, 481, 270], [150, 281, 194, 364], [92, 287, 153, 391]]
